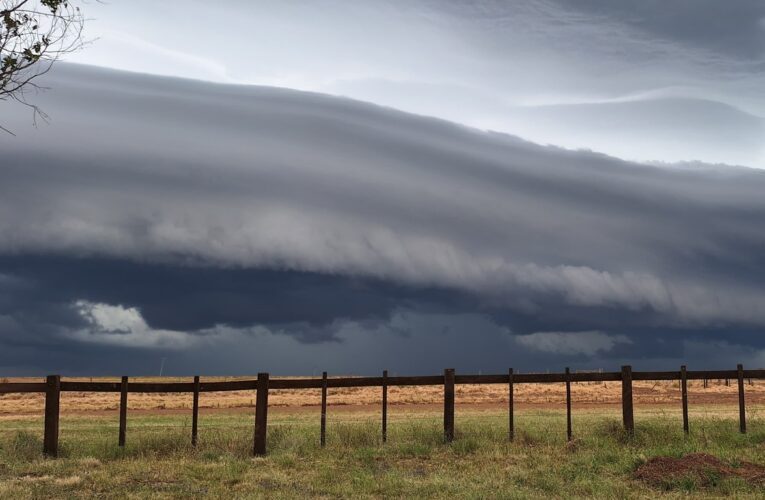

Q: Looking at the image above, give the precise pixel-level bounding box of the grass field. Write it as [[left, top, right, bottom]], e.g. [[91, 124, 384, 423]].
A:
[[1, 405, 765, 498]]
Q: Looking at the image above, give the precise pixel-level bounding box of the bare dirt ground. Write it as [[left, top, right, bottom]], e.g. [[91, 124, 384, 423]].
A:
[[1, 376, 762, 417], [634, 453, 765, 487]]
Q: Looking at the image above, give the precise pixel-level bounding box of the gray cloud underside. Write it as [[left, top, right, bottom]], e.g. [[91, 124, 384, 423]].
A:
[[556, 0, 765, 59], [3, 65, 765, 333], [1, 254, 763, 375]]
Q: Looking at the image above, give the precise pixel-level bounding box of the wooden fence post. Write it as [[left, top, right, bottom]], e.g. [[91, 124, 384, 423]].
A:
[[680, 366, 688, 435], [192, 376, 200, 446], [320, 371, 327, 448], [444, 368, 455, 443], [508, 368, 514, 442], [621, 365, 634, 435], [119, 376, 128, 447], [253, 372, 269, 455], [565, 367, 572, 441], [382, 370, 388, 443], [738, 364, 746, 434], [43, 375, 61, 457]]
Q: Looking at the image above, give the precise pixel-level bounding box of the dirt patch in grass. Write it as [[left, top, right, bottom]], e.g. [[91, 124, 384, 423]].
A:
[[635, 453, 765, 488]]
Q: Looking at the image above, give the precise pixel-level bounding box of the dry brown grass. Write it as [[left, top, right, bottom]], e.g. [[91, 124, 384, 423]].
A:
[[1, 376, 762, 416]]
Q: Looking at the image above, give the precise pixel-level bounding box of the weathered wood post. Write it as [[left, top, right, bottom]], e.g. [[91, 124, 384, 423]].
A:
[[737, 364, 746, 434], [43, 375, 61, 457], [320, 371, 327, 447], [119, 376, 128, 447], [680, 366, 688, 434], [382, 370, 388, 443], [621, 365, 634, 435], [192, 375, 200, 446], [253, 372, 269, 455], [508, 368, 514, 442], [444, 368, 455, 443], [565, 367, 572, 441]]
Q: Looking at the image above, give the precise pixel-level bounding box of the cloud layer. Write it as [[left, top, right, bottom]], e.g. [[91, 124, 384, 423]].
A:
[[2, 64, 765, 374], [65, 0, 765, 167], [514, 331, 631, 356]]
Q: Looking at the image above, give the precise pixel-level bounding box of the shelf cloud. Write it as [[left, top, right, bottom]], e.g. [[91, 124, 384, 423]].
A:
[[1, 64, 765, 374]]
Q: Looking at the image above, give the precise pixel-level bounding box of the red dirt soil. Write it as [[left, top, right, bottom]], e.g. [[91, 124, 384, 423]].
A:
[[1, 378, 763, 417], [634, 453, 765, 487]]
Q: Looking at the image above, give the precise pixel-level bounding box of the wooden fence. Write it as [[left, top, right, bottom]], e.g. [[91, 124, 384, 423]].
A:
[[0, 364, 758, 458]]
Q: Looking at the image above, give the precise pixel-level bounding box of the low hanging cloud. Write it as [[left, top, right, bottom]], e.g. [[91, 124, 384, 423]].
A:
[[71, 300, 203, 349], [3, 65, 765, 325], [1, 64, 765, 373], [514, 331, 631, 356]]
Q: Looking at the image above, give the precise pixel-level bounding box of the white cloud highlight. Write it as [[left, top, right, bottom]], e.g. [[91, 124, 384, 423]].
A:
[[72, 300, 200, 348]]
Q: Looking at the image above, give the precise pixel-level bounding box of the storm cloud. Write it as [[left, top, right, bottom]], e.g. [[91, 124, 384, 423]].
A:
[[1, 64, 765, 374]]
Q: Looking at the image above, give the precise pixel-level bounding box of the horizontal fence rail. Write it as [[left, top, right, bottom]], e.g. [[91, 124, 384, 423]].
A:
[[0, 365, 757, 457]]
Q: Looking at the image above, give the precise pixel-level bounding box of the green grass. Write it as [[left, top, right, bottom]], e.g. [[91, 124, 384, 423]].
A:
[[0, 408, 764, 498]]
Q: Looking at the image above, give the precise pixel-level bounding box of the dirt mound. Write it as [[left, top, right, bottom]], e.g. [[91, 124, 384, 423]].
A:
[[635, 453, 765, 488]]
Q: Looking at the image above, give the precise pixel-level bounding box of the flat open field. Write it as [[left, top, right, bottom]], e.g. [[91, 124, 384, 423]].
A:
[[1, 376, 762, 416], [1, 406, 765, 498], [2, 377, 765, 497]]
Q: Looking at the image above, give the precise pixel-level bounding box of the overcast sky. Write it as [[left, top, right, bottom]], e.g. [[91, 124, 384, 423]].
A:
[[1, 1, 765, 376], [65, 0, 765, 168]]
